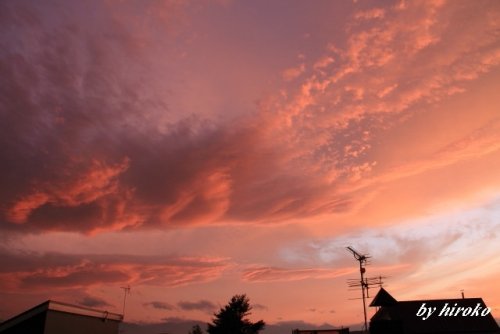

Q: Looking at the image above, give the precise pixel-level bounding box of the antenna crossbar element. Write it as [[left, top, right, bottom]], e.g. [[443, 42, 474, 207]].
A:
[[347, 276, 387, 288], [346, 246, 370, 261]]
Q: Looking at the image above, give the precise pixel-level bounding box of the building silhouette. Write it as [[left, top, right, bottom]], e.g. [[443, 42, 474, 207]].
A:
[[0, 300, 122, 334]]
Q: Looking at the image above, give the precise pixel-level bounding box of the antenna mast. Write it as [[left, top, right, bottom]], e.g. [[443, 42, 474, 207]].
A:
[[120, 285, 131, 318], [346, 246, 370, 333]]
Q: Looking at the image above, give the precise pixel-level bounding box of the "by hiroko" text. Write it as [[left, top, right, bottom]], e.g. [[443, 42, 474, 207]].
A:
[[416, 302, 491, 320]]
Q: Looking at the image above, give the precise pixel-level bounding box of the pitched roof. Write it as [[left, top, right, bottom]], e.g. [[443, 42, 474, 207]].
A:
[[369, 287, 398, 307]]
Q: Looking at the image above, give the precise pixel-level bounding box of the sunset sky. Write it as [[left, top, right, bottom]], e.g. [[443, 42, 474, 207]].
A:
[[1, 0, 500, 331]]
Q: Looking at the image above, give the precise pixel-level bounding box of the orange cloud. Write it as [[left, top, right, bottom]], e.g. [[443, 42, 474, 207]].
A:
[[7, 159, 130, 223], [242, 266, 356, 283]]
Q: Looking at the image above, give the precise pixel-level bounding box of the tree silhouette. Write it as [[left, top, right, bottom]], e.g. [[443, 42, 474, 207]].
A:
[[189, 324, 203, 334], [207, 294, 265, 334]]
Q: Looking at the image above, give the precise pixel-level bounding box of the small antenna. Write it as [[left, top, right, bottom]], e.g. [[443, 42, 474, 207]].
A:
[[461, 290, 465, 299], [121, 285, 131, 318]]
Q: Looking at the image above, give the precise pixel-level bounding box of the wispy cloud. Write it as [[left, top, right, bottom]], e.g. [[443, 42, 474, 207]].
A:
[[177, 300, 217, 313], [0, 249, 229, 291], [78, 295, 112, 308], [242, 266, 356, 283], [144, 301, 176, 311]]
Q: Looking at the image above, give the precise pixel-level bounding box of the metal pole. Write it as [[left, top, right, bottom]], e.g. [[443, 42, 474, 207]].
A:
[[121, 285, 130, 318], [360, 261, 368, 333]]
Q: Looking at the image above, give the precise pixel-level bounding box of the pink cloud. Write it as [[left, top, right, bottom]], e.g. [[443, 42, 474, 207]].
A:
[[0, 249, 229, 291], [242, 266, 356, 283], [354, 8, 385, 20], [7, 159, 130, 226], [1, 0, 499, 236], [282, 64, 306, 81], [313, 56, 335, 71]]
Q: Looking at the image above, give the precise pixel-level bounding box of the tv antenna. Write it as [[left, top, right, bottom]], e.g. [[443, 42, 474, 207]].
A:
[[120, 285, 131, 318], [346, 246, 371, 333], [347, 275, 387, 297]]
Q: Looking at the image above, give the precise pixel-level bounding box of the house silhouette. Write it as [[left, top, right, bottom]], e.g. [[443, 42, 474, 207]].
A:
[[369, 288, 499, 334]]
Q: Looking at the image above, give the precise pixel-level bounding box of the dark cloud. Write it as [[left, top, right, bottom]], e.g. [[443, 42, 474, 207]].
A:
[[78, 296, 112, 308], [306, 308, 333, 314], [0, 1, 152, 232], [177, 300, 217, 313], [144, 301, 176, 311], [161, 316, 195, 323], [0, 0, 238, 233], [0, 0, 355, 234]]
